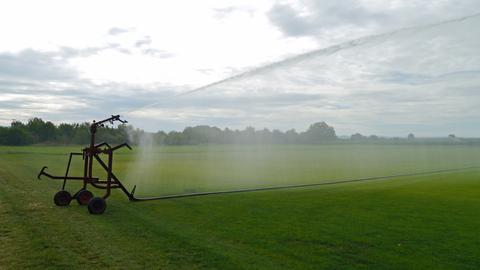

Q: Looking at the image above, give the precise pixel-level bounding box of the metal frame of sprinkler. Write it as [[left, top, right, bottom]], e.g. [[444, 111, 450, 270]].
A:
[[38, 115, 480, 215], [38, 115, 140, 214]]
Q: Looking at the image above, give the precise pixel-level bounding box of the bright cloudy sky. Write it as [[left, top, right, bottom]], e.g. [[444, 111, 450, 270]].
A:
[[1, 0, 479, 136]]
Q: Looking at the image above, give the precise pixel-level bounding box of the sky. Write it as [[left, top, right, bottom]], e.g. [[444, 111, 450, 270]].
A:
[[0, 0, 479, 136]]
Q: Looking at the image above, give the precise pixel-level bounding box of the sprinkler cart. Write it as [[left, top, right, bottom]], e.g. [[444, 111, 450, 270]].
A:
[[37, 115, 140, 214]]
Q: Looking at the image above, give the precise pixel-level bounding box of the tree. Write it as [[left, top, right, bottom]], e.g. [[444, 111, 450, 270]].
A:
[[0, 126, 8, 144], [10, 121, 25, 129], [285, 129, 298, 144], [351, 133, 366, 141], [5, 127, 33, 145], [408, 133, 415, 140], [256, 128, 273, 144], [302, 122, 337, 143], [72, 123, 90, 145], [154, 131, 167, 145], [57, 123, 75, 144], [239, 127, 256, 144], [222, 128, 235, 144], [165, 131, 187, 145], [272, 129, 285, 144], [25, 118, 56, 142]]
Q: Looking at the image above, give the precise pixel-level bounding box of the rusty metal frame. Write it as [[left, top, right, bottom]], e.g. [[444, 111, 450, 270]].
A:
[[37, 115, 137, 201]]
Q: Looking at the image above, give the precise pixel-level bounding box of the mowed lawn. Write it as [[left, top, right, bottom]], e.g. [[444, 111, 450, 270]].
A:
[[1, 145, 480, 269]]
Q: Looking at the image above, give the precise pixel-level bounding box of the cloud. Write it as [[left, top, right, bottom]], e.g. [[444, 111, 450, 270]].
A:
[[0, 47, 183, 125], [0, 45, 135, 82], [108, 27, 130, 36], [212, 7, 238, 19], [267, 0, 382, 37], [212, 6, 255, 19], [135, 36, 152, 47], [267, 0, 480, 40], [0, 49, 77, 81], [141, 48, 174, 58], [267, 3, 309, 37]]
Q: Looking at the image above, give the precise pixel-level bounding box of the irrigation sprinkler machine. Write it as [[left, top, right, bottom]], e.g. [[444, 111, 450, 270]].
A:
[[37, 115, 148, 214]]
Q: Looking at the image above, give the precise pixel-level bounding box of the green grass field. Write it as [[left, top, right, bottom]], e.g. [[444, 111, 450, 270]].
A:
[[1, 144, 480, 269]]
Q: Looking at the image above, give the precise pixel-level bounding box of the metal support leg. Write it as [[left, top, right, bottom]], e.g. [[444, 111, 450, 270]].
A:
[[62, 153, 83, 191], [104, 151, 113, 199], [83, 150, 89, 189]]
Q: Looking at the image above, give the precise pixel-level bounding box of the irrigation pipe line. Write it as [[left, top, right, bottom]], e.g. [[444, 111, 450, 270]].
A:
[[132, 165, 480, 201]]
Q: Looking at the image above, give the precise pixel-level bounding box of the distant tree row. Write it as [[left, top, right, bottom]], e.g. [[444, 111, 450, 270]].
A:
[[0, 117, 474, 146], [0, 118, 337, 145], [151, 122, 337, 145], [0, 118, 129, 145]]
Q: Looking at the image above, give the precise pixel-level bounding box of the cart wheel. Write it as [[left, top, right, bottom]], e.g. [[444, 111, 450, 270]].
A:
[[76, 190, 93, 205], [88, 197, 107, 215], [53, 190, 72, 206]]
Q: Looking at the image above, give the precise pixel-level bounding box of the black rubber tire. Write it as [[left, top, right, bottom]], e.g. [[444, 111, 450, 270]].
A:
[[76, 190, 94, 205], [54, 190, 72, 206], [88, 197, 107, 215]]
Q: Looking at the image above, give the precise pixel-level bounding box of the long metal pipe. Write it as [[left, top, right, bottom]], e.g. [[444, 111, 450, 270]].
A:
[[131, 166, 480, 201]]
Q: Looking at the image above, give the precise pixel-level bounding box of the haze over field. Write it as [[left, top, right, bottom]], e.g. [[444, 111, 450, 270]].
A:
[[0, 1, 479, 136]]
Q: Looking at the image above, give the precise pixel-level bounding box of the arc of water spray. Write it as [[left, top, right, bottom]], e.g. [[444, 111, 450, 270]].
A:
[[123, 12, 480, 116]]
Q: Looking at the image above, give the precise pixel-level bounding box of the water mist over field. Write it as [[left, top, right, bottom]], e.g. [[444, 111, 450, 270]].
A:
[[122, 14, 480, 196], [124, 131, 161, 195], [121, 144, 480, 197]]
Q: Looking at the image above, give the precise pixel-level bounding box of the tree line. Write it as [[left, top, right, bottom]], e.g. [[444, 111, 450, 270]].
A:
[[0, 118, 337, 145], [0, 118, 129, 145], [0, 117, 473, 146]]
